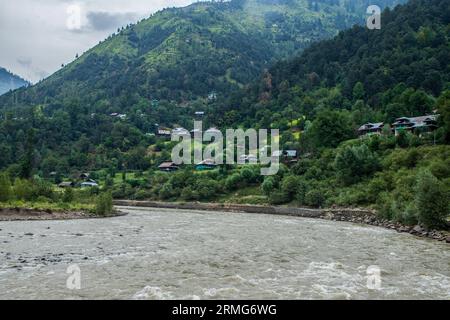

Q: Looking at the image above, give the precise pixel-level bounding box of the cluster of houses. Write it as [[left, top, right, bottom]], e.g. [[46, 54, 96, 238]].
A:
[[157, 150, 299, 172], [156, 126, 221, 138], [358, 114, 439, 137], [110, 113, 127, 120], [57, 173, 99, 189]]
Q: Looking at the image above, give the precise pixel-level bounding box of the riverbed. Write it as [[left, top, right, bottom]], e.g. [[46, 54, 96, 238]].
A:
[[0, 206, 449, 299]]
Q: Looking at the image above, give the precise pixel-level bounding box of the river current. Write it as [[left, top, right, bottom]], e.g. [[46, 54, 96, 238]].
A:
[[0, 206, 449, 299]]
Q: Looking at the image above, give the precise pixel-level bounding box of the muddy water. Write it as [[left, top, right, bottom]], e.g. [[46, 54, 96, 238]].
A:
[[0, 206, 449, 300]]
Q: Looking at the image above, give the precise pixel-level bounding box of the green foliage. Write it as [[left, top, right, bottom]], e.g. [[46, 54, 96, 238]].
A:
[[225, 173, 243, 191], [281, 175, 302, 201], [307, 109, 354, 149], [261, 176, 276, 196], [334, 144, 380, 186], [414, 170, 449, 229], [0, 173, 12, 202], [62, 188, 74, 203], [95, 192, 114, 216], [305, 189, 325, 208]]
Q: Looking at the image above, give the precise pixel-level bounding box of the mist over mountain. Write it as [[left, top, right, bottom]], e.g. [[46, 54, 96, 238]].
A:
[[0, 68, 29, 96]]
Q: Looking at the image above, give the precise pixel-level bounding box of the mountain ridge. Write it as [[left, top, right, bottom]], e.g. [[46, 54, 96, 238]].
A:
[[0, 0, 405, 112], [0, 68, 29, 96]]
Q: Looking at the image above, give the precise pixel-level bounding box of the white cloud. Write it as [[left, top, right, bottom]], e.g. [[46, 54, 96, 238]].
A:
[[0, 0, 195, 83]]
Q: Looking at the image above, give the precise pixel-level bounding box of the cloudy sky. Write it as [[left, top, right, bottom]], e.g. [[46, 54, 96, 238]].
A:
[[0, 0, 196, 83]]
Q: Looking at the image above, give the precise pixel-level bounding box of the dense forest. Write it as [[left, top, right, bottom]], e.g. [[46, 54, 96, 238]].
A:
[[0, 0, 448, 228], [0, 0, 405, 174]]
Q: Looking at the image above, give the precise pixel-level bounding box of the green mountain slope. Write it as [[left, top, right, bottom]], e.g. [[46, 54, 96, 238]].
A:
[[0, 0, 404, 111], [219, 0, 449, 131], [0, 68, 29, 96]]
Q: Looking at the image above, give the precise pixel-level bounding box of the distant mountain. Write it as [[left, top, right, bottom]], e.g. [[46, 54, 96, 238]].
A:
[[0, 68, 29, 95], [0, 0, 404, 113]]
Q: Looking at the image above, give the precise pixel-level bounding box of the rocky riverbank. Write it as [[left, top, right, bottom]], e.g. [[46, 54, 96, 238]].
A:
[[0, 207, 126, 221], [114, 200, 450, 243]]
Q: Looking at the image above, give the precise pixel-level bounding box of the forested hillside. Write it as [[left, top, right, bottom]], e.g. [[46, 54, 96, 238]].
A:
[[217, 0, 450, 133], [0, 68, 29, 96], [0, 0, 404, 110], [0, 0, 448, 229]]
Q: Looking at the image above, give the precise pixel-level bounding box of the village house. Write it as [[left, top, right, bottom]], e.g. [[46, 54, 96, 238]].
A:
[[195, 159, 217, 171], [79, 173, 90, 180], [358, 122, 384, 137], [157, 127, 172, 137], [58, 181, 75, 188], [158, 162, 179, 172], [81, 181, 99, 188], [172, 127, 190, 136], [392, 115, 439, 136]]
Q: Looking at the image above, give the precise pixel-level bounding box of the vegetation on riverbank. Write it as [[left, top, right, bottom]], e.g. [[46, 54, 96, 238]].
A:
[[0, 173, 114, 216], [0, 0, 448, 228]]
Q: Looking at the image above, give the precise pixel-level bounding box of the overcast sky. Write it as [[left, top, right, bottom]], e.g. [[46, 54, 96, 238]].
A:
[[0, 0, 196, 83]]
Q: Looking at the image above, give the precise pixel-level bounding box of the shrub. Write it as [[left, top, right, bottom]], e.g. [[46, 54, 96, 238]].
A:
[[133, 189, 151, 201], [197, 179, 221, 200], [62, 188, 74, 203], [13, 179, 34, 201], [268, 190, 289, 205], [281, 175, 301, 201], [181, 187, 199, 201], [414, 170, 449, 229], [295, 179, 309, 205], [335, 144, 380, 186], [225, 173, 243, 191], [159, 182, 175, 200], [305, 189, 325, 208], [261, 177, 276, 196], [95, 192, 113, 216], [0, 173, 12, 202]]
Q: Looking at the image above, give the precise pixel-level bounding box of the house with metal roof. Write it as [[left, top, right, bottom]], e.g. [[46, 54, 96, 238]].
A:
[[392, 115, 439, 136], [358, 122, 385, 136]]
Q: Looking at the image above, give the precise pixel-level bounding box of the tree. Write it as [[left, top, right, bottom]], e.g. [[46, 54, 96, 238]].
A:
[[19, 129, 36, 179], [307, 109, 354, 149], [261, 176, 276, 196], [0, 173, 12, 202], [414, 170, 449, 229], [95, 192, 113, 216], [437, 90, 450, 143], [353, 82, 365, 100], [334, 144, 380, 186]]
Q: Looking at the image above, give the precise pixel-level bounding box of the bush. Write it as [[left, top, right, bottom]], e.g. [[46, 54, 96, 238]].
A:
[[13, 179, 34, 201], [335, 144, 380, 186], [0, 173, 12, 202], [62, 188, 74, 203], [281, 175, 301, 201], [295, 179, 309, 205], [261, 177, 276, 196], [268, 190, 289, 205], [305, 189, 325, 208], [197, 179, 221, 200], [225, 173, 243, 191], [95, 192, 113, 216], [414, 170, 449, 229], [159, 182, 175, 200], [181, 187, 199, 201]]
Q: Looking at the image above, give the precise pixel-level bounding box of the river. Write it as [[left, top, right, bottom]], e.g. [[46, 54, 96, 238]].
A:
[[0, 206, 449, 300]]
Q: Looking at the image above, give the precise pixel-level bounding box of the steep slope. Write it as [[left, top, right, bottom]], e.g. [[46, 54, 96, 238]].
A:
[[0, 0, 404, 111], [220, 0, 449, 130], [0, 68, 29, 96]]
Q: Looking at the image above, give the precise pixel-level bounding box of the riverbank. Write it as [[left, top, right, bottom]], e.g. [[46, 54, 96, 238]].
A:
[[114, 200, 450, 243], [0, 207, 126, 221]]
